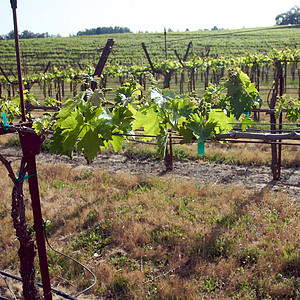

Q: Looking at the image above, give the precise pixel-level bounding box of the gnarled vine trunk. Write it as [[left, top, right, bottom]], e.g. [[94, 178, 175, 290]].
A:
[[0, 155, 40, 299]]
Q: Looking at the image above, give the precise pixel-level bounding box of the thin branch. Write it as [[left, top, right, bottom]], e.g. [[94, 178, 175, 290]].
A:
[[0, 153, 17, 183]]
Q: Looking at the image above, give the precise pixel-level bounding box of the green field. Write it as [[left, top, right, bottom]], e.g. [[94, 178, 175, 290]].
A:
[[0, 25, 299, 75]]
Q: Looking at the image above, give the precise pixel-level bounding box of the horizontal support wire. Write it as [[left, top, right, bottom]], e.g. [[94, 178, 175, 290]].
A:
[[1, 123, 300, 144]]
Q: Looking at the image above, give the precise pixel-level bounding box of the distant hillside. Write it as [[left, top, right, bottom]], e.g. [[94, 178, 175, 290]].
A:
[[0, 26, 299, 74]]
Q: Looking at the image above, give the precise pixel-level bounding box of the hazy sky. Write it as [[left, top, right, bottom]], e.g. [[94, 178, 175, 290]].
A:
[[0, 0, 298, 36]]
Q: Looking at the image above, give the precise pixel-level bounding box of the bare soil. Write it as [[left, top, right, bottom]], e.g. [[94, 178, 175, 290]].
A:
[[1, 145, 299, 202]]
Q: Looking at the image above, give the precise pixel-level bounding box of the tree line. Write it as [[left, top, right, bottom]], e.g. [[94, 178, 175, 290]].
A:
[[0, 26, 131, 40], [0, 30, 59, 40], [77, 26, 131, 36]]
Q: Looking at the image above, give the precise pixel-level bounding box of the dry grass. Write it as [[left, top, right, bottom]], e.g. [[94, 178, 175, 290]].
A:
[[120, 140, 300, 168], [0, 162, 299, 299]]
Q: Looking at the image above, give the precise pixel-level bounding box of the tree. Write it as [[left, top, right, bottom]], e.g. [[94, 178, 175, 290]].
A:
[[276, 6, 300, 25], [5, 30, 15, 40], [77, 26, 131, 36], [3, 30, 50, 40], [20, 30, 35, 39]]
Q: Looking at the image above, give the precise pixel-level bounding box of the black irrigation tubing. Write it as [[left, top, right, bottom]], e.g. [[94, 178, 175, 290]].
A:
[[0, 270, 78, 300], [233, 128, 300, 133], [229, 122, 300, 126], [216, 139, 300, 146], [0, 222, 97, 300], [43, 222, 97, 298], [216, 131, 300, 140]]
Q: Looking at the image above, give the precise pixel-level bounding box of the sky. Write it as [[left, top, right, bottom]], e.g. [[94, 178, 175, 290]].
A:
[[0, 0, 299, 36]]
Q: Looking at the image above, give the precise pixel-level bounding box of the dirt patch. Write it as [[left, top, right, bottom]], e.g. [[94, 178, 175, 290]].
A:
[[1, 146, 299, 202]]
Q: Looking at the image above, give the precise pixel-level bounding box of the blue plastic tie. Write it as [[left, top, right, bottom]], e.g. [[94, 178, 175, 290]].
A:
[[14, 173, 37, 185], [1, 112, 10, 130]]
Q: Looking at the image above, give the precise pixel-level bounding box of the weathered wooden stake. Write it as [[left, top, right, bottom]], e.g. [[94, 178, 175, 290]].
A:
[[91, 39, 114, 91]]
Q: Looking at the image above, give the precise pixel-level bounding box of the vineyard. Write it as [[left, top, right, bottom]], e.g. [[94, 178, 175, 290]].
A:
[[0, 3, 300, 298], [1, 26, 300, 104], [0, 25, 300, 72]]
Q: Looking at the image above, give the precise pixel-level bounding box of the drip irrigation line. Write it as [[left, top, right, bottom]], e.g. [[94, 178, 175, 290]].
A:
[[0, 272, 17, 300], [0, 270, 78, 300], [43, 221, 97, 298]]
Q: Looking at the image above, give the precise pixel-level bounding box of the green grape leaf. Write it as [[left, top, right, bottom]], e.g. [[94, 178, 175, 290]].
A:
[[32, 115, 52, 135], [112, 106, 133, 132], [108, 134, 124, 152], [94, 120, 113, 141], [132, 107, 161, 140], [208, 110, 235, 134], [56, 98, 78, 119], [241, 116, 252, 131], [187, 113, 217, 142], [84, 106, 103, 123], [50, 128, 74, 159], [77, 126, 104, 163], [60, 111, 83, 130], [178, 125, 195, 143], [86, 89, 104, 106]]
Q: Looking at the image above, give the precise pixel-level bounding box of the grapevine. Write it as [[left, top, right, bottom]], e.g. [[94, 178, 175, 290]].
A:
[[1, 68, 259, 165]]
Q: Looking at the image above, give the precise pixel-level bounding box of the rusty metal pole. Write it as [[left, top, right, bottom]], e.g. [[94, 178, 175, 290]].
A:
[[10, 0, 26, 122]]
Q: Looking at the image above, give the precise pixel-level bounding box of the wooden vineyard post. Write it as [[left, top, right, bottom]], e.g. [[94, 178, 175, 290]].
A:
[[277, 61, 284, 179], [19, 132, 53, 300], [268, 61, 283, 180], [141, 42, 156, 74], [253, 62, 260, 122], [164, 28, 167, 60], [91, 39, 114, 91], [141, 42, 173, 89], [175, 42, 193, 94], [164, 134, 173, 172]]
